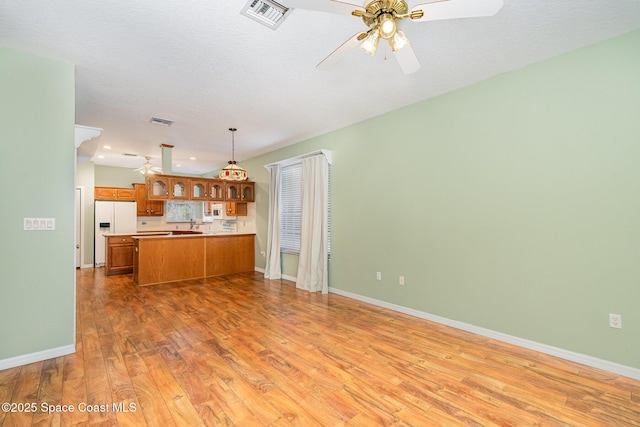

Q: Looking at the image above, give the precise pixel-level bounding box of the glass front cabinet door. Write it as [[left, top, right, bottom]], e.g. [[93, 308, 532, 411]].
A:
[[225, 183, 241, 202], [146, 176, 170, 200], [240, 182, 254, 202], [208, 181, 224, 201], [191, 179, 208, 201], [170, 178, 190, 200]]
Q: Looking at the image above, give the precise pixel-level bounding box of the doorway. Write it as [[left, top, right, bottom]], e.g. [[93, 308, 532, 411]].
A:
[[75, 187, 84, 268]]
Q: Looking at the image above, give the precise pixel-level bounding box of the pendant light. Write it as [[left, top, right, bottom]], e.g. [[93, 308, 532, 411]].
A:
[[219, 127, 248, 181]]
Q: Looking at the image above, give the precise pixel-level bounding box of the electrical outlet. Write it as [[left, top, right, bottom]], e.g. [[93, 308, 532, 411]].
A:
[[399, 276, 405, 285], [609, 313, 622, 329], [376, 272, 382, 281]]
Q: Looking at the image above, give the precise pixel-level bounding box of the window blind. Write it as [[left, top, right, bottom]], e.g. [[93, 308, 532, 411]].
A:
[[280, 163, 302, 253], [279, 161, 331, 256]]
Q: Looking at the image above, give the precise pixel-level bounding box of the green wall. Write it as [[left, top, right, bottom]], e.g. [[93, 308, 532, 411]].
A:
[[0, 48, 76, 360], [241, 30, 640, 369], [95, 164, 145, 187]]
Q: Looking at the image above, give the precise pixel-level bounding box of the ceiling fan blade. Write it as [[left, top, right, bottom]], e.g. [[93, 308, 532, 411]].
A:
[[393, 44, 420, 74], [282, 0, 365, 16], [411, 0, 504, 22], [317, 32, 367, 70]]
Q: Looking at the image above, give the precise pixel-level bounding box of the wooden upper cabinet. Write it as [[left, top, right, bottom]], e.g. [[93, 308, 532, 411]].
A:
[[146, 175, 170, 200], [240, 182, 254, 202], [190, 179, 208, 201], [170, 177, 190, 200], [225, 182, 241, 202], [145, 174, 253, 202], [208, 181, 224, 201], [134, 183, 163, 216], [95, 186, 135, 201], [226, 202, 248, 216]]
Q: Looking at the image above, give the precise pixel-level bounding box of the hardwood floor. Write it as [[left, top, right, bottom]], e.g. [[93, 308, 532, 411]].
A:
[[1, 268, 639, 426]]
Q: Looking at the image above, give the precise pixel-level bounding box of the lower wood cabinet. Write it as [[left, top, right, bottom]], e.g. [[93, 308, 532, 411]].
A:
[[205, 234, 255, 276], [106, 236, 134, 276], [133, 234, 255, 286]]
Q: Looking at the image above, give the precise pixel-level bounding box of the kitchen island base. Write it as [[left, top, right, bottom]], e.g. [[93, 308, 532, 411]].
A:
[[133, 234, 255, 286]]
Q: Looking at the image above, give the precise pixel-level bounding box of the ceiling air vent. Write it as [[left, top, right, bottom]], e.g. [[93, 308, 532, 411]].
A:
[[241, 0, 290, 30], [150, 117, 174, 126]]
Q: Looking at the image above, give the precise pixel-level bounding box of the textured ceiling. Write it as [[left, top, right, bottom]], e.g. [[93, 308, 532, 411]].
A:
[[1, 0, 640, 175]]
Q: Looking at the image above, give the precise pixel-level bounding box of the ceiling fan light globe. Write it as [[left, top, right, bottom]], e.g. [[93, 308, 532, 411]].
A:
[[378, 14, 396, 39], [360, 30, 380, 56], [390, 30, 409, 52]]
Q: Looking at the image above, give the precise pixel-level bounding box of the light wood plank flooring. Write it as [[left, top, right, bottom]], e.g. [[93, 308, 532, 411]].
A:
[[1, 268, 639, 426]]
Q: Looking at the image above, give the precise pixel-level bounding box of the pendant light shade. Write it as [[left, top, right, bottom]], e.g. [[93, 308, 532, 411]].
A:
[[219, 127, 248, 181]]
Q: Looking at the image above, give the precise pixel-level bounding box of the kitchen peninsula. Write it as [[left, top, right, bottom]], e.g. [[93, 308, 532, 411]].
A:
[[132, 232, 255, 286]]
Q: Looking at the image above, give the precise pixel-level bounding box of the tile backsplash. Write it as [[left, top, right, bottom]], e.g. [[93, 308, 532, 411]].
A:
[[136, 203, 256, 234]]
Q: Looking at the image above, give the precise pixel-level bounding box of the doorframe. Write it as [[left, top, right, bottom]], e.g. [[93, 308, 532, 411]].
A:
[[76, 186, 86, 268]]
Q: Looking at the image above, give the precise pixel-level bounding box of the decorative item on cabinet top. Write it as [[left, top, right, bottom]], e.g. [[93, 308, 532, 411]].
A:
[[145, 174, 254, 202]]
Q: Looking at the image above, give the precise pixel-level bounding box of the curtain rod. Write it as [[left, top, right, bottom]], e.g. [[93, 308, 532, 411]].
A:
[[264, 149, 332, 169]]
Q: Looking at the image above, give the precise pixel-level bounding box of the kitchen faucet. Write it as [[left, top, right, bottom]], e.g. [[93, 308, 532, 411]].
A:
[[190, 218, 195, 230]]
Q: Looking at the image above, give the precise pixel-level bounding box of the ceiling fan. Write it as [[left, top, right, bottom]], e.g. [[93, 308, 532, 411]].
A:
[[134, 156, 162, 175], [282, 0, 504, 74]]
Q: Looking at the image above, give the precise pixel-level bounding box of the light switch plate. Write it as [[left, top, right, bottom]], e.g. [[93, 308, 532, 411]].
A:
[[24, 218, 55, 230]]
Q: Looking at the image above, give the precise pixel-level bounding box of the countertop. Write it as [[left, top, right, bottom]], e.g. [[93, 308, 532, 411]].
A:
[[132, 232, 255, 240], [103, 231, 255, 239]]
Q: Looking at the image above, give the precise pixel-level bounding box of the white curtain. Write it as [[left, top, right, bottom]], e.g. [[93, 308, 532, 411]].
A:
[[296, 154, 329, 293], [264, 165, 282, 279]]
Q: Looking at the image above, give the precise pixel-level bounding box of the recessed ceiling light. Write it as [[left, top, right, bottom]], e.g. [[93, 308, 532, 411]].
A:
[[97, 155, 105, 159], [189, 157, 196, 161], [175, 164, 182, 168], [103, 145, 111, 149]]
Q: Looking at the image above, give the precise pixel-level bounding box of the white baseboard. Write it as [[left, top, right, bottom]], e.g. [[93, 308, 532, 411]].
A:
[[253, 267, 297, 283], [0, 345, 76, 371], [329, 287, 640, 381]]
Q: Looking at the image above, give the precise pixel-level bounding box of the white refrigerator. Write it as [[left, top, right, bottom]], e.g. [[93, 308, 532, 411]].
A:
[[95, 201, 138, 266]]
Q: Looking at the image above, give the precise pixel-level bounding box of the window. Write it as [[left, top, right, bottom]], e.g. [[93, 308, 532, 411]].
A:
[[280, 163, 302, 253], [165, 201, 198, 223], [279, 162, 331, 255]]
